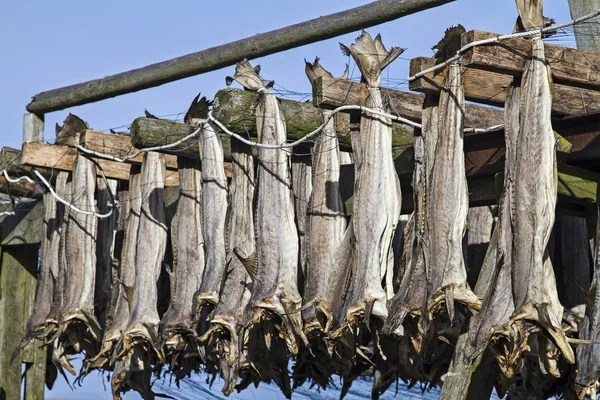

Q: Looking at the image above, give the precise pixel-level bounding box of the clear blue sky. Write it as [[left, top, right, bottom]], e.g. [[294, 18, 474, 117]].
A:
[[1, 1, 573, 399]]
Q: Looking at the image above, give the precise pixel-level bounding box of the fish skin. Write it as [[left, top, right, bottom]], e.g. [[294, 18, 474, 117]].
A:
[[118, 152, 167, 375], [196, 122, 228, 306], [338, 31, 402, 328], [94, 178, 119, 331], [201, 139, 255, 395], [291, 154, 312, 296], [60, 155, 101, 347], [421, 62, 480, 333], [160, 157, 204, 347], [87, 178, 139, 372], [509, 36, 573, 365], [302, 109, 346, 330]]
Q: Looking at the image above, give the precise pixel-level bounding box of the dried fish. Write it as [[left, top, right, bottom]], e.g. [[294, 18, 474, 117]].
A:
[[291, 154, 312, 295], [227, 59, 303, 396], [88, 170, 141, 371], [194, 120, 228, 324], [13, 174, 67, 357], [201, 137, 255, 396], [160, 157, 204, 377], [53, 155, 101, 372], [94, 178, 118, 330], [335, 30, 402, 331], [114, 152, 168, 397]]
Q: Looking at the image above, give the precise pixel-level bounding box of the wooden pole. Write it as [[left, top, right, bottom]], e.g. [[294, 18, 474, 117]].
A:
[[567, 0, 600, 53], [25, 0, 454, 114]]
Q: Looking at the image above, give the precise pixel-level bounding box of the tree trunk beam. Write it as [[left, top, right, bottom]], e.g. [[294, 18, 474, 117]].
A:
[[409, 56, 600, 116], [312, 76, 504, 127], [461, 30, 600, 91], [25, 0, 454, 113]]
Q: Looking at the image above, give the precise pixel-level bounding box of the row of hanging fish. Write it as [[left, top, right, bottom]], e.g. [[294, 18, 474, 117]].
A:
[[15, 14, 600, 400]]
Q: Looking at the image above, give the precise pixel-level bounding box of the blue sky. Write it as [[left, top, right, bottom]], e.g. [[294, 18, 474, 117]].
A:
[[1, 1, 574, 399]]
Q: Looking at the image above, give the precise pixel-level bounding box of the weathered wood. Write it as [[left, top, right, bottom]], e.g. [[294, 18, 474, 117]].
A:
[[22, 113, 44, 143], [461, 30, 600, 91], [0, 246, 40, 400], [81, 130, 178, 169], [409, 57, 600, 115], [20, 142, 181, 186], [313, 75, 504, 127], [568, 0, 600, 53], [26, 0, 454, 113]]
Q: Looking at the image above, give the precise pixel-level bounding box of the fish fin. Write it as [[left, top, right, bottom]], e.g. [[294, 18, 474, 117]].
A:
[[364, 298, 375, 331], [234, 248, 257, 281], [445, 285, 455, 323]]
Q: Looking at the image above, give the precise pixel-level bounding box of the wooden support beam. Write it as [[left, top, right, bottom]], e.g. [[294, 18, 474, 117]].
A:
[[408, 57, 600, 116], [312, 76, 504, 127], [0, 246, 40, 399], [461, 30, 600, 91], [131, 89, 415, 155], [20, 142, 182, 186], [25, 0, 454, 113], [22, 113, 44, 143]]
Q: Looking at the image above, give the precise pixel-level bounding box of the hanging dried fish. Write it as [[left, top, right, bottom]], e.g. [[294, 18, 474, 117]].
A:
[[159, 156, 204, 377], [226, 59, 304, 396], [291, 153, 312, 295], [87, 170, 140, 371], [113, 152, 168, 397], [13, 174, 67, 358], [420, 59, 480, 335], [200, 135, 256, 395], [292, 58, 347, 389], [335, 30, 402, 331], [94, 178, 119, 330], [194, 118, 228, 334], [52, 155, 101, 372]]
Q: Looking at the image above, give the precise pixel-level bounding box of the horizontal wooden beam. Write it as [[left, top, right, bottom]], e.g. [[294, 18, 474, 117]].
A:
[[408, 57, 600, 116], [20, 142, 181, 186], [25, 0, 454, 114], [313, 76, 504, 127], [461, 30, 600, 91]]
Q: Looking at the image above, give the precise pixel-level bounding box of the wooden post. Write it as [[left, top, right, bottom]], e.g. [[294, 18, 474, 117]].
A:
[[22, 114, 44, 143], [568, 0, 600, 53], [0, 246, 41, 400]]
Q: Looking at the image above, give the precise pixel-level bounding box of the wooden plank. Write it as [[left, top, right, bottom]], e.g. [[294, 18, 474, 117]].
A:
[[461, 30, 600, 91], [80, 130, 178, 169], [0, 246, 39, 399], [26, 0, 454, 113], [408, 56, 600, 116], [22, 113, 44, 143], [313, 75, 504, 127], [20, 142, 183, 186]]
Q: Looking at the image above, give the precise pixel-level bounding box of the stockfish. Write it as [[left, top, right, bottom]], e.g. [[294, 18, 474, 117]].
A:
[[291, 154, 312, 296], [226, 59, 303, 397], [292, 58, 348, 389], [201, 135, 255, 395], [159, 156, 204, 378], [88, 170, 140, 371], [113, 152, 168, 398]]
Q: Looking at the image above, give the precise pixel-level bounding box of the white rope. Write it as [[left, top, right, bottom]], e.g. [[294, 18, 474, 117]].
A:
[[32, 168, 114, 219], [2, 169, 37, 185], [408, 8, 600, 82]]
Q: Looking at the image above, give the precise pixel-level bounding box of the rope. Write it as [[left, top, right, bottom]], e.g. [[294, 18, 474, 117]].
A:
[[32, 168, 114, 219], [408, 8, 600, 82]]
